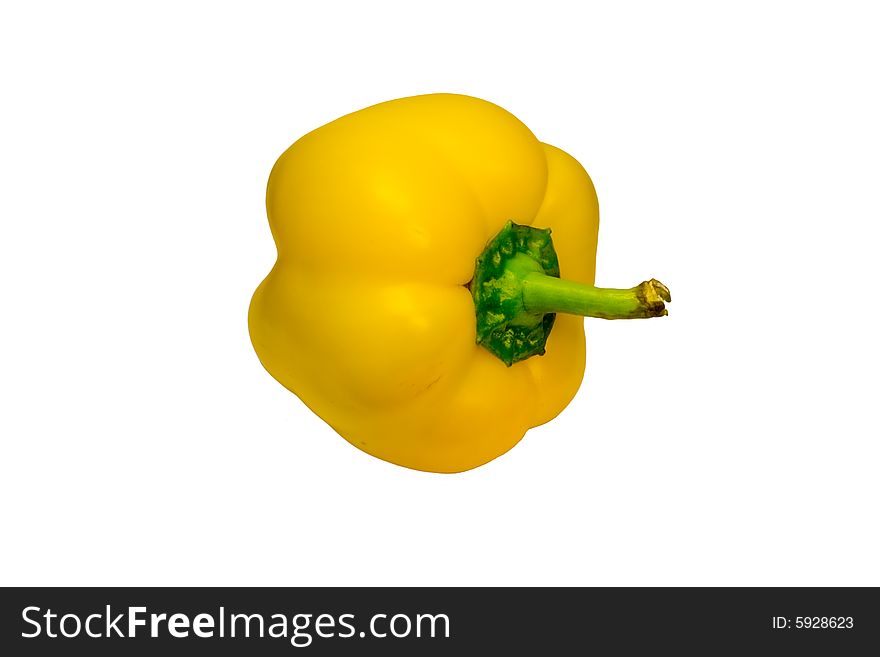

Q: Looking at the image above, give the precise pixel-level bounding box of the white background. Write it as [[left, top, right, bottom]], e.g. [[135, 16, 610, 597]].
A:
[[2, 1, 878, 586]]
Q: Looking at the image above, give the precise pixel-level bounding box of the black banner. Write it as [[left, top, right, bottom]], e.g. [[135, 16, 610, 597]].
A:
[[1, 587, 877, 655]]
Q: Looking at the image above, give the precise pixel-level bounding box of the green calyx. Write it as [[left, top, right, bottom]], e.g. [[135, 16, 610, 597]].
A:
[[470, 221, 560, 366], [470, 221, 671, 366]]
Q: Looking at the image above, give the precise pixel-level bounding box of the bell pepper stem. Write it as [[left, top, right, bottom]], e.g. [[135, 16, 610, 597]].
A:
[[522, 274, 671, 319], [471, 222, 671, 365]]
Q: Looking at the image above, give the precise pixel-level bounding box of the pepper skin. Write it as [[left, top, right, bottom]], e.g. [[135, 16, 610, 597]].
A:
[[249, 94, 669, 473]]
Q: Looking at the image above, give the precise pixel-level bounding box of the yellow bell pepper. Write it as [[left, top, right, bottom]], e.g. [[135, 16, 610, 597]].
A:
[[249, 94, 670, 473]]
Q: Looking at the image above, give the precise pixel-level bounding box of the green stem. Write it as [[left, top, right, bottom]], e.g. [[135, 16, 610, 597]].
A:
[[471, 221, 671, 365], [506, 252, 671, 320], [526, 276, 670, 320]]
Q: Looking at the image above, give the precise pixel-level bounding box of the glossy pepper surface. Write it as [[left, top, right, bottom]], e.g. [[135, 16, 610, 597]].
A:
[[249, 94, 669, 473]]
